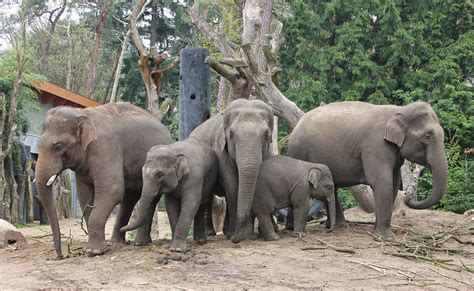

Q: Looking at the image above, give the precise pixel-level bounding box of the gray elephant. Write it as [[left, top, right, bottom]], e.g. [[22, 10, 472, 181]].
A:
[[120, 138, 218, 252], [288, 101, 448, 240], [35, 103, 172, 257], [233, 156, 335, 242], [189, 99, 274, 242]]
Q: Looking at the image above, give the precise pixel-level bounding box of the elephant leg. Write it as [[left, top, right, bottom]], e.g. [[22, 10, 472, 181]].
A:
[[204, 198, 216, 236], [165, 194, 180, 236], [193, 203, 207, 244], [292, 198, 310, 236], [258, 214, 279, 241], [271, 215, 278, 233], [134, 193, 161, 246], [111, 190, 140, 243], [170, 194, 201, 252], [335, 189, 348, 227], [76, 177, 94, 228], [217, 154, 238, 238], [285, 207, 294, 231], [86, 180, 124, 256], [364, 158, 396, 240]]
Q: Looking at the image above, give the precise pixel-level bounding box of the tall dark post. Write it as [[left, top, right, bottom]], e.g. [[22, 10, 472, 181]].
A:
[[179, 48, 211, 141]]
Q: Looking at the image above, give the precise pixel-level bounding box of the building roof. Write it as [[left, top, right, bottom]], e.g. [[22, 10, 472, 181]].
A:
[[28, 79, 101, 108]]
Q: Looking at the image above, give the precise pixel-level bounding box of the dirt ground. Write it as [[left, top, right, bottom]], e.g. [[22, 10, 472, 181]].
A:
[[1, 208, 473, 289]]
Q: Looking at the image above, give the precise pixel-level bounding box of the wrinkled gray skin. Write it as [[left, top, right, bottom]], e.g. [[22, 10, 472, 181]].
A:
[[288, 101, 448, 240], [239, 156, 335, 242], [120, 139, 218, 252], [190, 99, 274, 243], [35, 103, 172, 257]]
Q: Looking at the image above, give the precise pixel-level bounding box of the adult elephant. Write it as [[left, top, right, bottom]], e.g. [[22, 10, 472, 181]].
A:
[[35, 103, 172, 258], [190, 99, 274, 243], [288, 101, 448, 240]]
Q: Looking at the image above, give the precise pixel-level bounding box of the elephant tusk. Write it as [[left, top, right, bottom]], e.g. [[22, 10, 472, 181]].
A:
[[46, 174, 57, 186]]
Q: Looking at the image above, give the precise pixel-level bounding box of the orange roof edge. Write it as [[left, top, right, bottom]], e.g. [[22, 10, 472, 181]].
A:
[[27, 78, 101, 108]]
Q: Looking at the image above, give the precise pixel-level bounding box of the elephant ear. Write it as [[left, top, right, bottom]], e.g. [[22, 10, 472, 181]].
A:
[[77, 116, 98, 151], [308, 168, 321, 190], [176, 154, 190, 181], [384, 112, 406, 147]]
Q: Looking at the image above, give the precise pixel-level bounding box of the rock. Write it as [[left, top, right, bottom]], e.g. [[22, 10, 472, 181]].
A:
[[181, 252, 193, 262], [3, 230, 27, 248], [156, 255, 168, 264], [195, 258, 208, 265], [170, 253, 182, 261], [0, 219, 26, 249]]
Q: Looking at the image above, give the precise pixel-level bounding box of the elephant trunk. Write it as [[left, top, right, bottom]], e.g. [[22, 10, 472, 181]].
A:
[[326, 194, 336, 232], [35, 150, 63, 258], [405, 145, 448, 209], [232, 142, 262, 243], [120, 185, 159, 232]]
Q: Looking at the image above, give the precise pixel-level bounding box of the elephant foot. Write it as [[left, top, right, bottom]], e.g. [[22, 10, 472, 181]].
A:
[[86, 239, 106, 256], [329, 217, 348, 229], [371, 227, 395, 241], [263, 232, 279, 241], [170, 240, 188, 253], [206, 229, 217, 236], [133, 233, 152, 246], [291, 231, 309, 238], [194, 236, 207, 245], [110, 234, 126, 244], [323, 226, 335, 234]]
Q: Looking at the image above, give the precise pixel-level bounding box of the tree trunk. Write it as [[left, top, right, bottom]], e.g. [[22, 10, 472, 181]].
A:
[[110, 30, 130, 103], [103, 49, 121, 103], [84, 0, 114, 99], [40, 0, 67, 74], [1, 0, 26, 223], [25, 159, 33, 223], [129, 0, 179, 119], [216, 76, 230, 112], [188, 1, 304, 127], [66, 11, 73, 90], [5, 156, 19, 223]]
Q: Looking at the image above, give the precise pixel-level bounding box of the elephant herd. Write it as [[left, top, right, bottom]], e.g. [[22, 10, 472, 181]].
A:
[[35, 99, 448, 258]]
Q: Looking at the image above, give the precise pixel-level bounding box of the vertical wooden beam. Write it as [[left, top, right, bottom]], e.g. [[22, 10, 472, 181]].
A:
[[178, 48, 211, 140]]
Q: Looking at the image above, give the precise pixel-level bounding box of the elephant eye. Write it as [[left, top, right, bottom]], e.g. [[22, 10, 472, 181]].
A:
[[156, 171, 164, 178], [229, 130, 235, 139], [52, 141, 63, 152]]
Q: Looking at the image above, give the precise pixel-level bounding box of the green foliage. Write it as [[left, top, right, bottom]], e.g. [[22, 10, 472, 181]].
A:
[[338, 188, 358, 210], [0, 50, 39, 137], [280, 0, 473, 213]]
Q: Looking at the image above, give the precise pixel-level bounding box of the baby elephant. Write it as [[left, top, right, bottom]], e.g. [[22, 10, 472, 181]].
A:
[[121, 138, 218, 252], [253, 155, 335, 241]]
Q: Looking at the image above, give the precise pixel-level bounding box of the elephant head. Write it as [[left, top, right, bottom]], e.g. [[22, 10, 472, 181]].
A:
[[308, 166, 336, 232], [218, 99, 274, 235], [120, 145, 190, 232], [35, 107, 98, 258], [384, 101, 448, 209]]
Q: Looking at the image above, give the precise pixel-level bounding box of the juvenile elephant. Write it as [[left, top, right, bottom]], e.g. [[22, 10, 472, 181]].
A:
[[233, 156, 335, 242], [35, 103, 172, 257], [288, 101, 448, 240], [120, 138, 218, 252], [189, 99, 274, 242]]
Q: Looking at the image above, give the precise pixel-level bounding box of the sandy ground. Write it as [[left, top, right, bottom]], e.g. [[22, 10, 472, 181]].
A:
[[1, 208, 473, 289]]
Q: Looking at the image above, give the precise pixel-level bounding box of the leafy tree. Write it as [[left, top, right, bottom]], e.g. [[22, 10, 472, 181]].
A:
[[279, 0, 473, 213]]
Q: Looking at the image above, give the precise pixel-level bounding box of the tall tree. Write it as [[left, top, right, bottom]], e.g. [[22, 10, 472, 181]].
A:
[[129, 0, 179, 119], [84, 0, 114, 99], [0, 0, 27, 222], [188, 0, 303, 127]]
